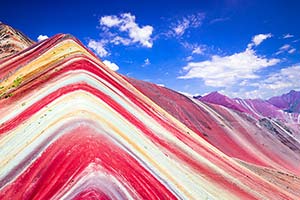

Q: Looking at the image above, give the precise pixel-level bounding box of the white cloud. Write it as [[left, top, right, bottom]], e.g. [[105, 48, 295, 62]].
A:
[[253, 65, 300, 98], [279, 44, 291, 51], [221, 65, 300, 99], [252, 33, 272, 46], [186, 56, 193, 61], [288, 48, 296, 54], [188, 12, 205, 27], [173, 19, 190, 36], [192, 46, 204, 54], [111, 36, 131, 45], [275, 44, 296, 55], [261, 65, 300, 89], [283, 33, 294, 39], [99, 13, 153, 48], [88, 39, 109, 57], [221, 88, 263, 99], [209, 17, 230, 24], [170, 13, 205, 37], [100, 15, 121, 27], [247, 33, 272, 48], [182, 42, 206, 54], [178, 35, 280, 88], [103, 60, 119, 71], [37, 35, 48, 41], [143, 58, 150, 66]]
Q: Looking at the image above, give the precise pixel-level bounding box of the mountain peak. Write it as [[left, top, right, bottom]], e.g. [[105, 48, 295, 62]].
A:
[[199, 91, 248, 113], [288, 89, 296, 94], [0, 23, 34, 60], [268, 90, 300, 113], [210, 91, 222, 95], [201, 91, 235, 103]]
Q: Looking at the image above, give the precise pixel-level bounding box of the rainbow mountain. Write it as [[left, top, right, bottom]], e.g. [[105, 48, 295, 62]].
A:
[[0, 23, 299, 199]]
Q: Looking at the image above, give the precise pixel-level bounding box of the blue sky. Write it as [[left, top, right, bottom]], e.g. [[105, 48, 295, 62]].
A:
[[1, 0, 300, 99]]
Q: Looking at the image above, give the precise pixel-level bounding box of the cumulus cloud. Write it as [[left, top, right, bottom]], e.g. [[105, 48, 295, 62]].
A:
[[170, 13, 205, 37], [103, 60, 119, 71], [246, 65, 300, 98], [99, 13, 153, 48], [260, 65, 300, 90], [178, 34, 279, 88], [37, 35, 48, 41], [220, 65, 300, 99], [100, 15, 121, 27], [179, 48, 279, 87], [247, 33, 272, 48], [252, 33, 272, 46], [110, 36, 131, 46], [283, 33, 294, 39], [88, 40, 109, 57]]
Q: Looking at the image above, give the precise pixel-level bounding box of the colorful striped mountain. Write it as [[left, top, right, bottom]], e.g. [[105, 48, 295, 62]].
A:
[[0, 24, 299, 199], [0, 22, 34, 60]]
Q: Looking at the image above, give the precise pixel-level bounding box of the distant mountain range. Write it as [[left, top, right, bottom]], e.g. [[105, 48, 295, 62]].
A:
[[198, 90, 300, 122], [0, 22, 299, 199], [268, 90, 300, 113]]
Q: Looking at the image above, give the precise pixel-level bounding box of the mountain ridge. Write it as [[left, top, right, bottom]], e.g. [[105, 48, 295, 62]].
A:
[[268, 90, 300, 113], [198, 90, 300, 123]]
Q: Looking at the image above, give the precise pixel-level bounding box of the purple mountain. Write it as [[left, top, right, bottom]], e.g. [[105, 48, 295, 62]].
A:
[[268, 90, 300, 113], [198, 91, 300, 122], [197, 91, 249, 113]]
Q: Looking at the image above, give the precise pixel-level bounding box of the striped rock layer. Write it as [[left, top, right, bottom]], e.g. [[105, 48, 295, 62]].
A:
[[0, 34, 299, 200], [0, 23, 34, 60]]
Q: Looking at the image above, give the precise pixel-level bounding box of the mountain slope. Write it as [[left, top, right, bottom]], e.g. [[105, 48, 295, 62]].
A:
[[197, 91, 249, 113], [126, 77, 300, 172], [0, 29, 299, 199], [268, 90, 300, 113]]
